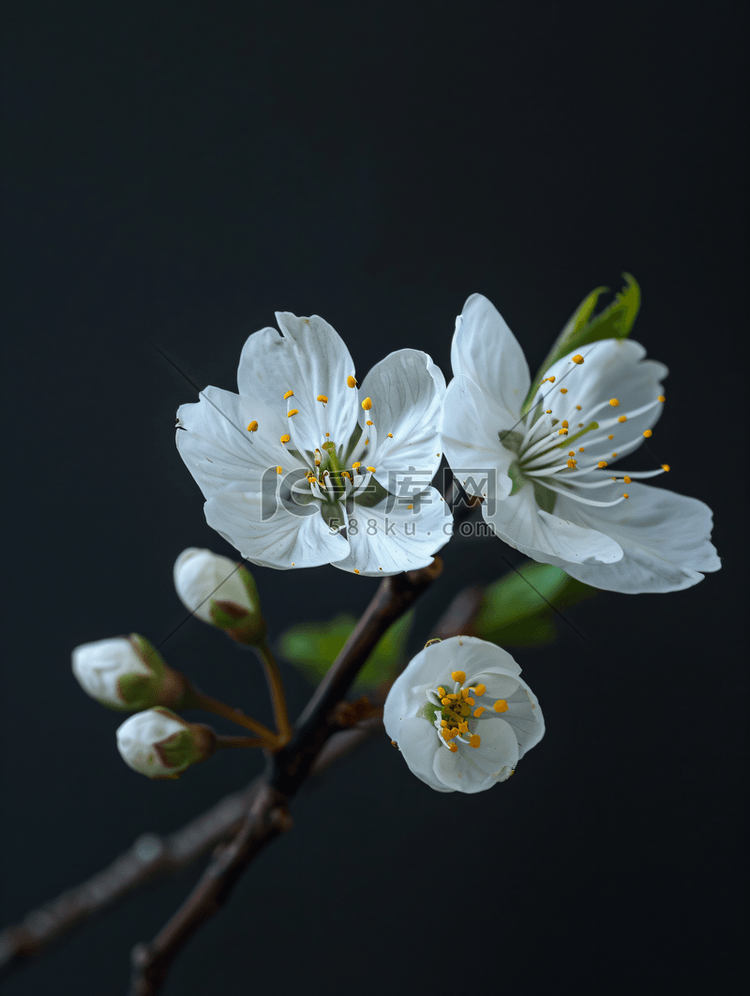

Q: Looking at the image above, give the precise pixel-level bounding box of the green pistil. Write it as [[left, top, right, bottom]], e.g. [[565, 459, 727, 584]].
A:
[[553, 420, 599, 449]]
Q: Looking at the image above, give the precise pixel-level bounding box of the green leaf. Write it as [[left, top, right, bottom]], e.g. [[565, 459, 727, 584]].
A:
[[523, 273, 641, 414], [473, 562, 596, 646], [278, 611, 413, 691]]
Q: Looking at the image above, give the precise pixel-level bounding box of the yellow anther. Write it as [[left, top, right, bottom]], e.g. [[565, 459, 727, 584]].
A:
[[469, 734, 481, 749], [276, 466, 282, 474], [561, 420, 569, 428], [441, 728, 452, 741], [287, 409, 299, 417], [609, 398, 619, 407], [568, 451, 575, 457], [545, 409, 552, 414], [448, 742, 458, 753], [283, 390, 294, 400], [623, 493, 629, 499], [347, 375, 356, 388], [407, 504, 413, 509], [441, 697, 451, 706], [354, 569, 360, 574], [341, 471, 352, 481], [460, 704, 471, 716], [447, 693, 458, 701], [451, 670, 466, 684], [458, 722, 469, 734], [578, 422, 584, 427], [643, 429, 652, 438], [474, 683, 485, 696], [658, 395, 665, 402], [437, 686, 446, 697], [558, 428, 568, 436], [280, 433, 291, 443], [567, 459, 577, 468], [246, 420, 258, 432], [473, 706, 486, 717], [461, 688, 471, 699], [608, 434, 614, 440], [326, 432, 330, 437], [351, 461, 361, 469], [579, 446, 585, 452], [493, 699, 508, 713], [618, 415, 627, 423], [560, 387, 568, 394], [366, 466, 377, 473], [575, 405, 582, 410], [612, 452, 617, 457], [361, 397, 373, 410], [624, 475, 631, 483], [548, 375, 556, 383], [598, 460, 608, 468], [661, 463, 670, 472], [316, 394, 328, 403], [387, 432, 393, 438], [366, 419, 373, 426], [440, 720, 448, 727], [572, 354, 584, 364], [465, 697, 475, 706]]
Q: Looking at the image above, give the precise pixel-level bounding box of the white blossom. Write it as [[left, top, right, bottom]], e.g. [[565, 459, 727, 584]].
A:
[[115, 708, 214, 779], [175, 312, 451, 576], [442, 294, 720, 593], [384, 636, 544, 793], [72, 636, 160, 711]]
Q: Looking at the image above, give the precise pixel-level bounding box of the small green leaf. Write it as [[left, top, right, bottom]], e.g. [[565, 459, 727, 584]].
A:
[[523, 274, 641, 414], [278, 611, 413, 691]]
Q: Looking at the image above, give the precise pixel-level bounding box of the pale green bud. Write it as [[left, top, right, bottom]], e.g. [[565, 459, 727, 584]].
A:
[[71, 634, 189, 711], [115, 707, 216, 779], [173, 547, 266, 645]]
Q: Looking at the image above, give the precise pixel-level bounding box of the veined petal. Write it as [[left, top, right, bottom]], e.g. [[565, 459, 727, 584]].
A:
[[395, 718, 452, 793], [332, 486, 451, 576], [442, 376, 516, 500], [482, 480, 624, 566], [553, 478, 721, 593], [432, 739, 502, 793], [204, 490, 349, 570], [176, 386, 297, 498], [356, 349, 446, 489], [451, 293, 530, 419], [237, 314, 358, 457], [463, 718, 520, 779]]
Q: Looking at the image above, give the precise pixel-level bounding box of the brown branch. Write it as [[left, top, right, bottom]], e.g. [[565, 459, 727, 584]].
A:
[[127, 558, 443, 996]]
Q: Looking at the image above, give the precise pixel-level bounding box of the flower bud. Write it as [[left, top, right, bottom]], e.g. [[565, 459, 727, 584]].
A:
[[71, 634, 190, 711], [173, 547, 266, 645], [116, 708, 216, 779]]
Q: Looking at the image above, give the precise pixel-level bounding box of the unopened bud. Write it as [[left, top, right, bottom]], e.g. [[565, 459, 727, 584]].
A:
[[116, 708, 216, 779], [173, 548, 266, 645], [71, 635, 189, 711]]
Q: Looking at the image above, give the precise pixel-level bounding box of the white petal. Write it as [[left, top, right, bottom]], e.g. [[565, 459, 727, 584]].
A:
[[553, 478, 721, 593], [237, 315, 358, 457], [463, 717, 520, 779], [441, 376, 516, 501], [176, 386, 295, 499], [204, 490, 349, 570], [356, 349, 446, 489], [482, 480, 624, 565], [451, 294, 531, 419], [331, 486, 451, 576], [395, 717, 452, 792], [487, 680, 546, 756], [432, 738, 499, 793]]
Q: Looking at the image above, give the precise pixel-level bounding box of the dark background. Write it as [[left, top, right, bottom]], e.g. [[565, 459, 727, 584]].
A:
[[1, 2, 746, 994]]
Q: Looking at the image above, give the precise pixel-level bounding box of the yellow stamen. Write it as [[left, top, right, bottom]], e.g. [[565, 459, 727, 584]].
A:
[[283, 390, 294, 400], [624, 475, 631, 483], [347, 375, 356, 388], [658, 395, 665, 402], [469, 734, 481, 749], [612, 452, 618, 457], [465, 697, 475, 706], [598, 460, 608, 468], [437, 687, 446, 697], [316, 394, 328, 403], [387, 432, 393, 438], [451, 670, 466, 683], [493, 699, 508, 713], [276, 466, 282, 474], [407, 504, 413, 509], [361, 397, 373, 410], [287, 409, 299, 417], [354, 569, 360, 574], [561, 420, 569, 428], [609, 398, 619, 407], [618, 415, 627, 423], [366, 466, 376, 473], [623, 493, 629, 498], [441, 729, 452, 741], [351, 461, 361, 469], [246, 420, 258, 432], [579, 446, 585, 452], [643, 429, 652, 438], [441, 697, 451, 706], [448, 742, 458, 753], [572, 354, 584, 364], [458, 722, 469, 734], [575, 405, 582, 410], [548, 376, 556, 383], [366, 419, 373, 426], [560, 387, 568, 394], [280, 433, 290, 443], [608, 434, 614, 440], [473, 707, 485, 717], [341, 471, 352, 481], [661, 463, 670, 472], [567, 459, 577, 468], [440, 720, 448, 728], [545, 409, 552, 414]]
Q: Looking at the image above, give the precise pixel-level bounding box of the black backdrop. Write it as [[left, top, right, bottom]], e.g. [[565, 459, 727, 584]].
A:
[[2, 3, 746, 994]]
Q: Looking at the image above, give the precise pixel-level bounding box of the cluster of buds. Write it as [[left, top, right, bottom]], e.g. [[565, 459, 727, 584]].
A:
[[72, 548, 268, 779]]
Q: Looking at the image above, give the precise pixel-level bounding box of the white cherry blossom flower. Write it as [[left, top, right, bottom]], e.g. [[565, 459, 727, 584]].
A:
[[442, 294, 720, 593], [71, 635, 186, 711], [116, 708, 215, 779], [176, 312, 450, 576], [384, 636, 544, 793]]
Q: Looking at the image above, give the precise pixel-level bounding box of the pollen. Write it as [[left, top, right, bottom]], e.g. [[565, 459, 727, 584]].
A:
[[354, 569, 360, 574], [575, 405, 582, 411], [572, 354, 584, 364], [661, 464, 670, 472], [366, 419, 373, 426], [545, 409, 552, 414], [366, 466, 377, 473], [451, 670, 466, 683], [493, 699, 508, 713], [560, 387, 568, 394], [283, 390, 294, 400], [361, 397, 373, 411], [579, 446, 585, 452], [609, 398, 619, 407], [287, 409, 299, 417], [618, 415, 627, 423], [608, 434, 614, 440], [246, 420, 258, 432], [612, 452, 618, 457], [448, 742, 458, 753], [316, 395, 328, 403], [558, 428, 568, 435], [568, 451, 575, 457], [598, 461, 608, 468], [548, 376, 556, 383], [341, 471, 352, 480], [352, 461, 361, 469], [276, 466, 282, 474], [658, 395, 665, 402], [280, 434, 290, 443], [473, 707, 485, 717], [643, 429, 652, 438], [623, 475, 631, 483], [567, 459, 577, 468], [347, 375, 356, 388], [437, 687, 446, 697], [387, 432, 393, 438], [561, 420, 569, 428], [623, 493, 629, 498], [469, 734, 481, 748], [407, 504, 413, 509]]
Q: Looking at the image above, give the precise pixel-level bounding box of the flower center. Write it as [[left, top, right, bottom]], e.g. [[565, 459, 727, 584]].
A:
[[425, 670, 508, 754], [501, 357, 669, 511]]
